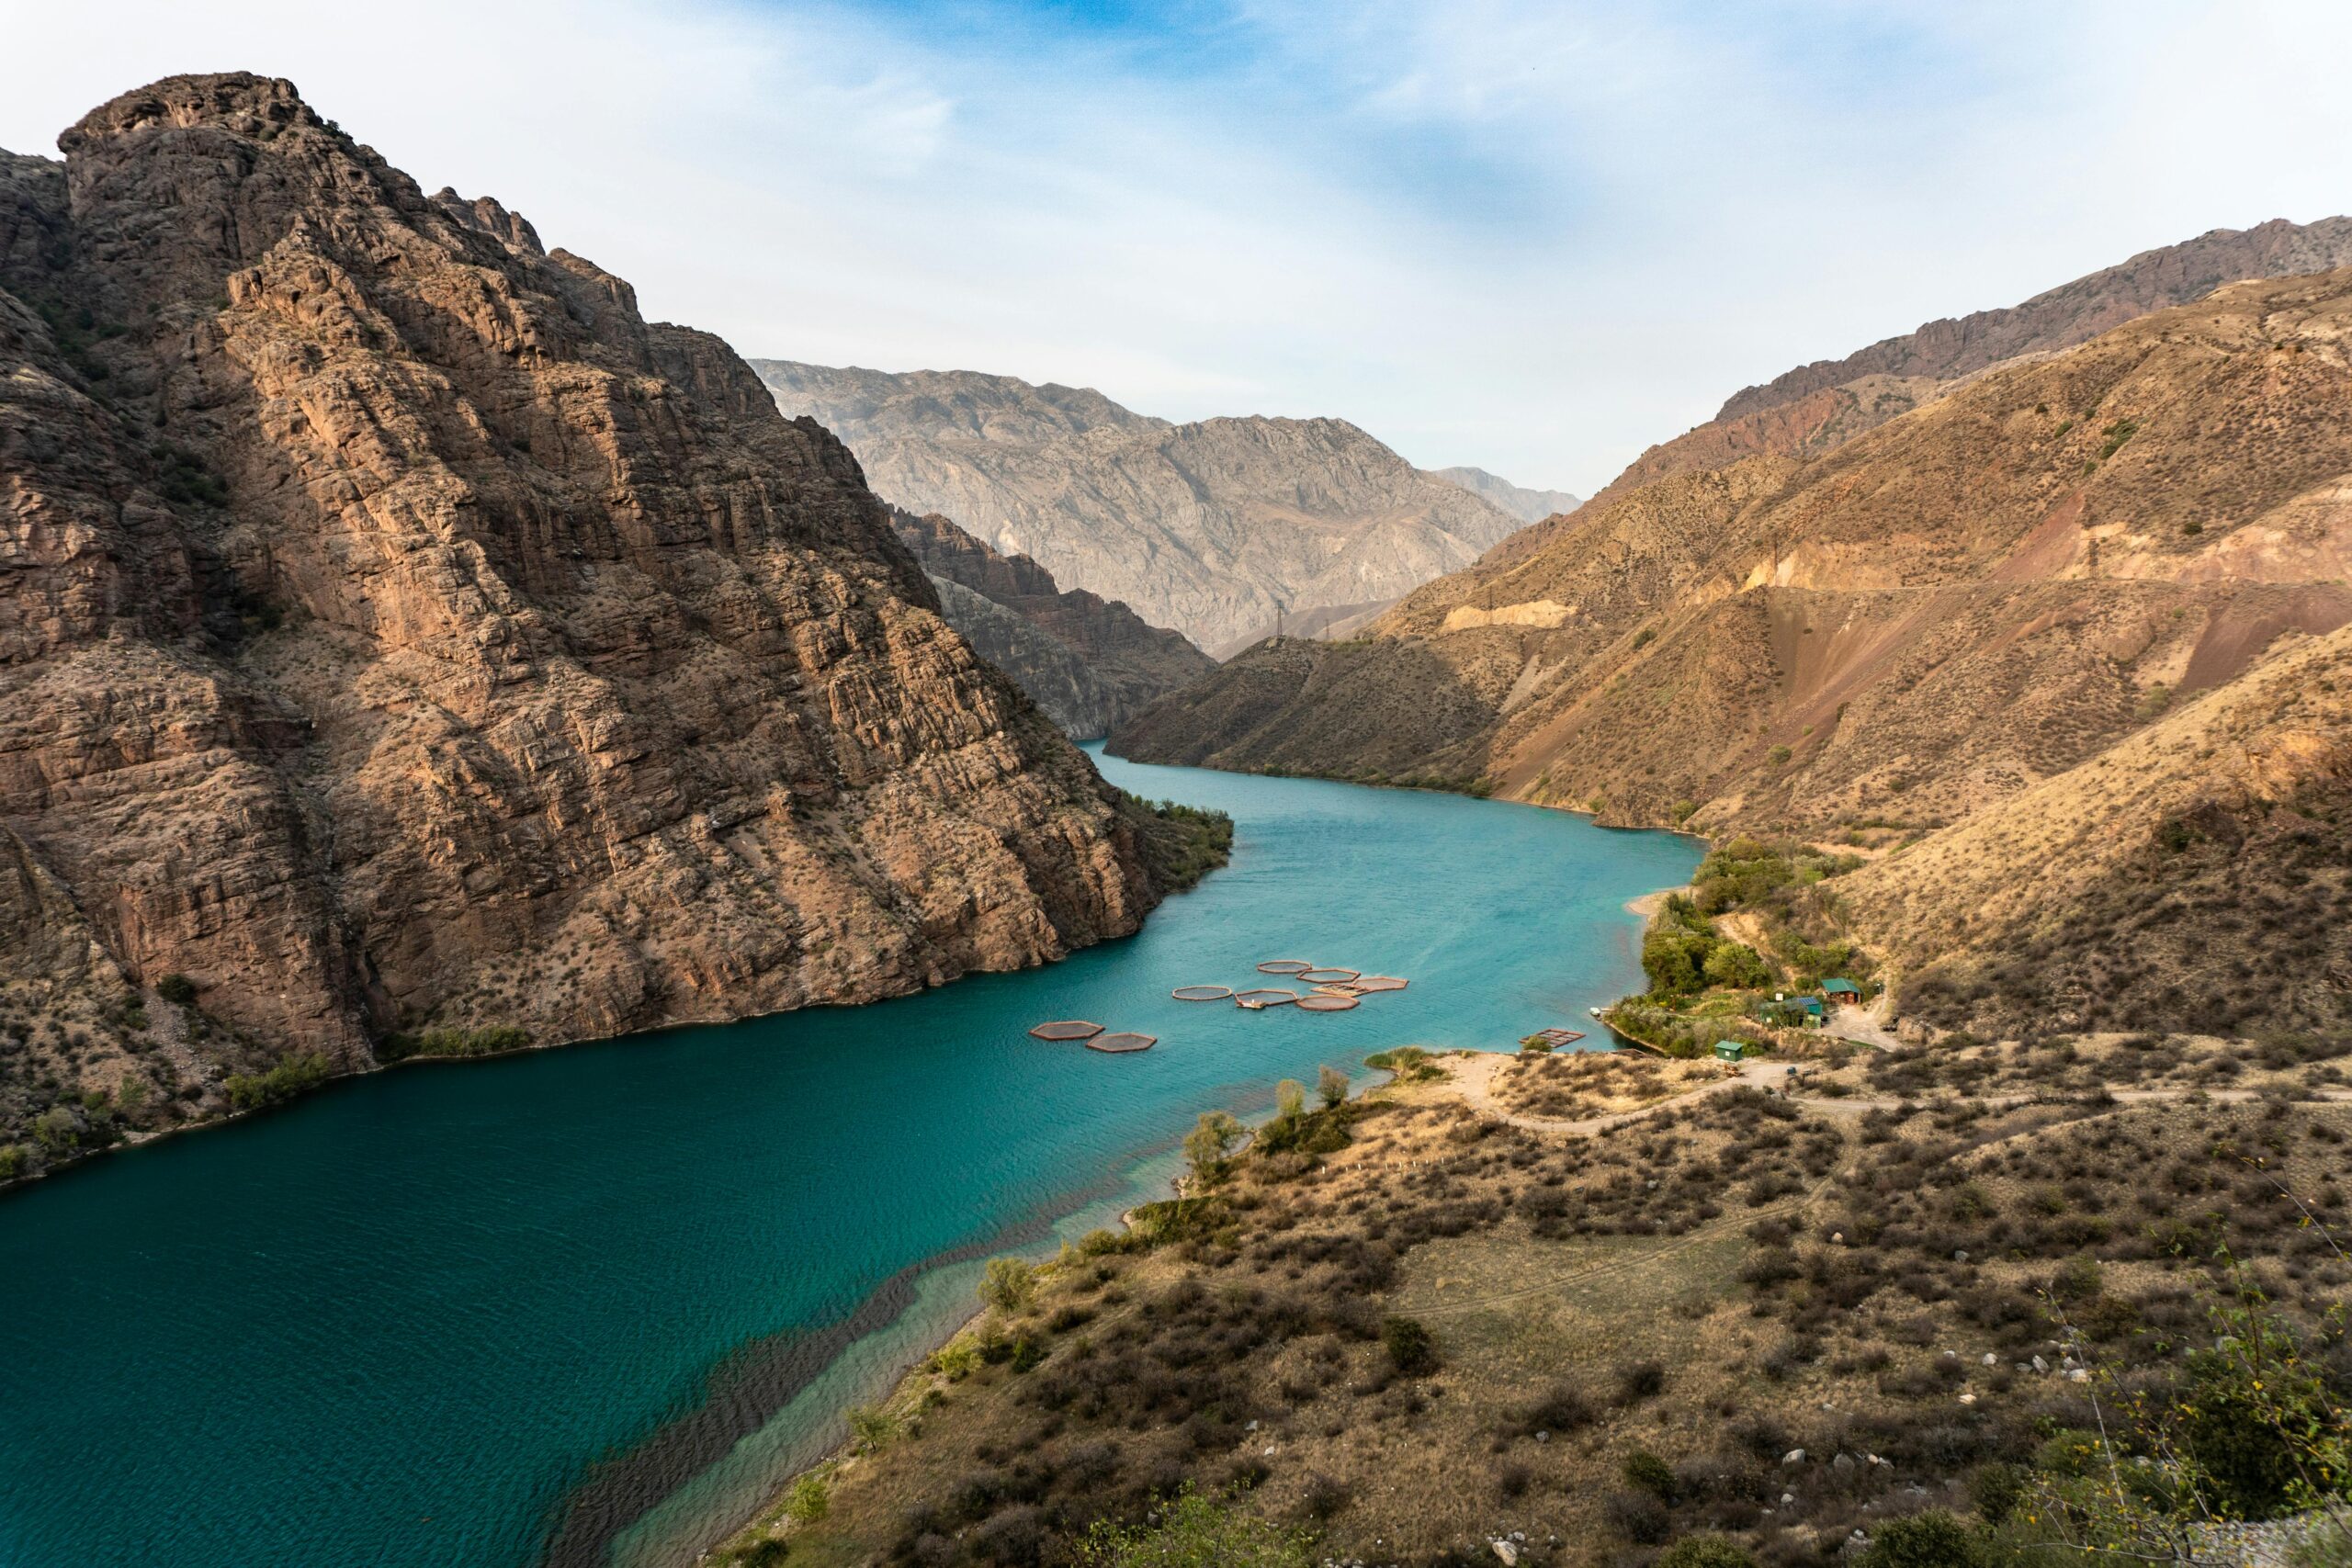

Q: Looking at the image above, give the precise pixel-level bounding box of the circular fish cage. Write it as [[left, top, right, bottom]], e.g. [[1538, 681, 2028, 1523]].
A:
[[1299, 968, 1360, 985], [1232, 988, 1300, 1009], [1295, 994, 1359, 1011], [1087, 1032, 1157, 1054], [1351, 976, 1408, 993], [1256, 960, 1313, 975], [1170, 985, 1234, 1001], [1028, 1019, 1104, 1041]]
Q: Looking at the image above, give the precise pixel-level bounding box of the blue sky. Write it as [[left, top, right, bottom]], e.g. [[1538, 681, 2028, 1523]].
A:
[[6, 0, 2350, 491]]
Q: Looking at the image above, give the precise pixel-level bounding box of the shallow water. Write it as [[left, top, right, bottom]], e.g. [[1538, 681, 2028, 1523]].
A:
[[0, 750, 1697, 1567]]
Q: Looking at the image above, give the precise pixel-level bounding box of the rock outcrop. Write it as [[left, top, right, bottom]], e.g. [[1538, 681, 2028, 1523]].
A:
[[0, 74, 1164, 1166], [888, 508, 1214, 739], [753, 360, 1531, 653]]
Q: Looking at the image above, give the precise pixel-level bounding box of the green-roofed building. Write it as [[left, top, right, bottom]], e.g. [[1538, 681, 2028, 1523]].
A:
[[1823, 979, 1862, 1002], [1713, 1040, 1747, 1062]]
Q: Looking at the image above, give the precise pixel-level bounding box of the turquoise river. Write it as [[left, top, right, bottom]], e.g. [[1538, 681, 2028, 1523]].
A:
[[0, 750, 1698, 1568]]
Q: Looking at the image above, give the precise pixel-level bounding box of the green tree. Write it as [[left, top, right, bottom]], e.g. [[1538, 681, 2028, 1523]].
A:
[[1316, 1064, 1349, 1110], [1702, 942, 1771, 989], [1182, 1110, 1243, 1189], [1274, 1078, 1306, 1120]]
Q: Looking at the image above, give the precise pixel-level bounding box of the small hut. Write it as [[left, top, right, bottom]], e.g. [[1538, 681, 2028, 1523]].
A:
[[1822, 979, 1862, 1005], [1713, 1040, 1748, 1063]]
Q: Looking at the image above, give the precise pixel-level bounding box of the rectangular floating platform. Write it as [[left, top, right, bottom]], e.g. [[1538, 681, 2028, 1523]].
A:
[[1233, 988, 1300, 1009], [1256, 960, 1313, 975], [1295, 994, 1359, 1011], [1526, 1027, 1586, 1047], [1029, 1020, 1104, 1041], [1171, 986, 1233, 1001], [1086, 1032, 1156, 1054], [1351, 976, 1408, 993]]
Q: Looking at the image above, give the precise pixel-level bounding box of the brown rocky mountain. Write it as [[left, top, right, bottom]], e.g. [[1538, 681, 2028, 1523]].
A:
[[0, 74, 1176, 1166], [888, 508, 1215, 739], [752, 360, 1531, 654], [1114, 265, 2352, 1032], [1592, 217, 2352, 506]]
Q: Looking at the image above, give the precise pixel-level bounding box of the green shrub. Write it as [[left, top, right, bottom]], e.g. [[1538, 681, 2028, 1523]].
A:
[[979, 1257, 1037, 1314], [1859, 1511, 1978, 1568], [1080, 1485, 1314, 1567], [845, 1404, 898, 1450], [1381, 1314, 1438, 1377], [0, 1143, 28, 1179], [1767, 745, 1792, 767], [1623, 1450, 1679, 1502], [1657, 1534, 1758, 1568], [1969, 1461, 2026, 1524], [783, 1472, 829, 1524], [222, 1053, 332, 1111], [1316, 1064, 1349, 1109], [155, 974, 198, 1007]]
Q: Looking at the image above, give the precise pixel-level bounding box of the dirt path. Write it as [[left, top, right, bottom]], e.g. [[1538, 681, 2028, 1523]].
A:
[[1826, 1004, 1902, 1050]]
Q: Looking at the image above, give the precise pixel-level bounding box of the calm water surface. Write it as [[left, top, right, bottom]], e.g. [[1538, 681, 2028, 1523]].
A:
[[0, 751, 1696, 1567]]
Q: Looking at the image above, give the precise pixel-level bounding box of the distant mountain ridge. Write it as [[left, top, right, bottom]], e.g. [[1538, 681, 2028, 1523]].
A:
[[1430, 466, 1581, 524], [1592, 216, 2352, 505], [888, 508, 1215, 739], [752, 360, 1533, 652]]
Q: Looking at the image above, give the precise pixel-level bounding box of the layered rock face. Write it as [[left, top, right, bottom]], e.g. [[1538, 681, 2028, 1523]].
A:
[[1591, 217, 2352, 505], [888, 509, 1215, 739], [0, 75, 1161, 1159], [1113, 265, 2352, 1031], [753, 360, 1530, 654]]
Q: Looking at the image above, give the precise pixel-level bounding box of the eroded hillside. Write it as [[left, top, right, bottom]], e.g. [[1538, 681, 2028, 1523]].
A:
[[1114, 266, 2352, 1035]]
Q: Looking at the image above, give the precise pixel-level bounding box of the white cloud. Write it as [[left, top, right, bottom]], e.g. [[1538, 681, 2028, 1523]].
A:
[[4, 0, 2350, 494]]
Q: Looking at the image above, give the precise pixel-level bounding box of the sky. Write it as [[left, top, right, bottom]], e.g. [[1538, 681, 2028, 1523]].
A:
[[3, 0, 2349, 493]]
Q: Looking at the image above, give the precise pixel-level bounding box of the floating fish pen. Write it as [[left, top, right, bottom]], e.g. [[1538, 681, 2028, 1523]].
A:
[[1526, 1027, 1586, 1048], [1028, 1020, 1104, 1041], [1170, 986, 1234, 1001], [1087, 1032, 1157, 1054], [1295, 994, 1359, 1011], [1351, 976, 1408, 993], [1256, 960, 1313, 975], [1233, 988, 1300, 1009], [1311, 983, 1362, 997], [1299, 967, 1359, 985]]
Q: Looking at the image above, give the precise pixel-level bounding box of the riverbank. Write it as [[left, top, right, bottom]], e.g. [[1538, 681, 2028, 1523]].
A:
[[718, 1030, 2352, 1567]]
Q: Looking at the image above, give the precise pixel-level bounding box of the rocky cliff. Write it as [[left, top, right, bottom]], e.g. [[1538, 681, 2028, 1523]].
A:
[[1593, 217, 2352, 505], [888, 508, 1215, 739], [1113, 265, 2352, 1031], [0, 75, 1165, 1169], [753, 360, 1531, 654]]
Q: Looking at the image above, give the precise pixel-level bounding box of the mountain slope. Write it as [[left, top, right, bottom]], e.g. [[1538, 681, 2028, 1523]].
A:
[[1593, 217, 2352, 505], [888, 509, 1215, 739], [753, 360, 1529, 652], [1113, 263, 2352, 1032], [0, 74, 1163, 1166]]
